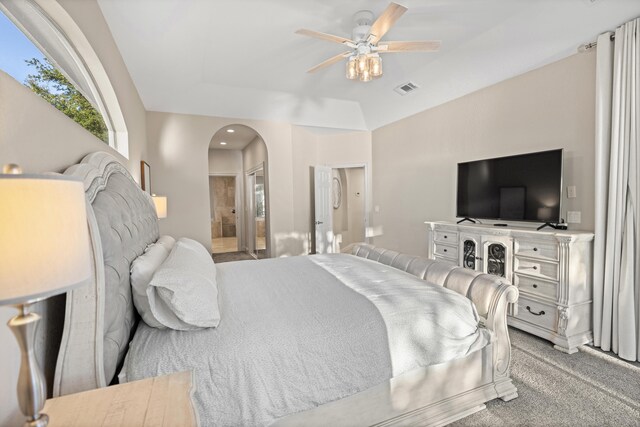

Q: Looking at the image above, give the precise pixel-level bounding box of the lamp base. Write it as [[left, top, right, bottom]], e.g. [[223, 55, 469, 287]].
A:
[[8, 304, 49, 427], [25, 414, 48, 427]]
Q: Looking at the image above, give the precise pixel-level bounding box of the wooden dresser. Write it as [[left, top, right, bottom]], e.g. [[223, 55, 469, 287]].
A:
[[426, 222, 594, 353]]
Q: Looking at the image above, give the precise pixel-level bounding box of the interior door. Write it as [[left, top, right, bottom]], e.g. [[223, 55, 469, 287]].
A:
[[254, 169, 266, 259], [314, 165, 334, 254]]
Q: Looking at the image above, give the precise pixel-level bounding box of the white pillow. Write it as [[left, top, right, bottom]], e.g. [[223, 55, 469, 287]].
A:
[[146, 238, 220, 330], [131, 242, 171, 329], [155, 235, 176, 252]]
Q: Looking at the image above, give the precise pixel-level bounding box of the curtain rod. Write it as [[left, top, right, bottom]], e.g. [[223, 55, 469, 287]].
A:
[[578, 33, 615, 53]]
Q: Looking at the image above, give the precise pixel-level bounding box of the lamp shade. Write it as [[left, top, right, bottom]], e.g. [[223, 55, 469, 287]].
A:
[[0, 174, 91, 305], [152, 195, 167, 219]]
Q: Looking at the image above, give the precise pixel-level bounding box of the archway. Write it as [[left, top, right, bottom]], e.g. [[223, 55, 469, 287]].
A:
[[208, 124, 270, 259]]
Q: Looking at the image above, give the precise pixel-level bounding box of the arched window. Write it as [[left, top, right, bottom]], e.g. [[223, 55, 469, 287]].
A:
[[0, 0, 129, 157]]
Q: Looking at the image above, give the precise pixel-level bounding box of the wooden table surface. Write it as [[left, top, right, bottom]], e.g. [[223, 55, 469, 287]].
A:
[[43, 371, 197, 426]]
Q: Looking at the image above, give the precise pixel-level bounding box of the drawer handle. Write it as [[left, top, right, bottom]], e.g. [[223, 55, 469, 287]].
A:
[[526, 306, 545, 316], [443, 249, 448, 252], [533, 247, 538, 252], [532, 284, 538, 288], [444, 235, 448, 239], [533, 266, 538, 270]]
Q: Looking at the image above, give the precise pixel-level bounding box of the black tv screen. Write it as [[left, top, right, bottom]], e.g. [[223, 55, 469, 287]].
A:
[[457, 149, 563, 223]]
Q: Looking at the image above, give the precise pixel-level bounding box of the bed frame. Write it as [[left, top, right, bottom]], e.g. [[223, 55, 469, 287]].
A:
[[53, 152, 518, 426]]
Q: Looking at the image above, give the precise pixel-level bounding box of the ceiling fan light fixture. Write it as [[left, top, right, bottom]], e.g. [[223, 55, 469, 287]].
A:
[[346, 57, 358, 79], [360, 68, 372, 82], [370, 55, 382, 77], [357, 54, 369, 73], [297, 2, 440, 83]]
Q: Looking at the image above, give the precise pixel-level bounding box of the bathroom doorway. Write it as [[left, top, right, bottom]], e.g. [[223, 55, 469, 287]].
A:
[[208, 124, 270, 258], [209, 175, 240, 254]]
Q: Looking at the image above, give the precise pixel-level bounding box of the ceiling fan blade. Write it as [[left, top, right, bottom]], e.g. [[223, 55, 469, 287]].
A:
[[295, 29, 355, 46], [307, 52, 351, 73], [377, 40, 441, 53], [367, 2, 408, 45]]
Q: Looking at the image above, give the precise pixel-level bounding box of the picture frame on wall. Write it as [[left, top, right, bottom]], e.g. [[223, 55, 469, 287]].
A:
[[141, 161, 151, 195]]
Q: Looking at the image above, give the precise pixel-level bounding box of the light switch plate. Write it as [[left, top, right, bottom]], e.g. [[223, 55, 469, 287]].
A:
[[567, 186, 577, 198], [567, 211, 581, 223]]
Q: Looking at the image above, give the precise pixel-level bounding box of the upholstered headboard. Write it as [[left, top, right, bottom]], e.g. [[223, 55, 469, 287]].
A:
[[53, 152, 159, 396]]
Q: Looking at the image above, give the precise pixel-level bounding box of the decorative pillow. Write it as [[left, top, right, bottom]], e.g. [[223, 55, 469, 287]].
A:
[[145, 238, 220, 330], [130, 242, 171, 329], [155, 235, 176, 252]]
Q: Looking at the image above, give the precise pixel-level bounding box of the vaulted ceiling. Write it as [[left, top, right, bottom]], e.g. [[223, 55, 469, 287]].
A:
[[98, 0, 640, 131]]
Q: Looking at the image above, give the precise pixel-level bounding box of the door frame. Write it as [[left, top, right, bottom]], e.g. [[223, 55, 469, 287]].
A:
[[314, 162, 370, 253], [245, 162, 270, 258], [208, 173, 243, 253]]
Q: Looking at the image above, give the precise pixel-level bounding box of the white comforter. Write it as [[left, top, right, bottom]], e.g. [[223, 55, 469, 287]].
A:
[[121, 254, 490, 426]]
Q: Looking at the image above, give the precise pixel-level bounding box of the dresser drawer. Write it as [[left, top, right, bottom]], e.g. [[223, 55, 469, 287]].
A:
[[434, 254, 458, 266], [514, 295, 558, 332], [514, 239, 558, 261], [434, 243, 457, 259], [514, 256, 558, 281], [434, 230, 458, 244], [514, 273, 557, 301]]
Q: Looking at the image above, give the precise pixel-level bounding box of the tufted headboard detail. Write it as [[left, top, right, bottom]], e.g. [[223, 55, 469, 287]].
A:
[[53, 152, 159, 396]]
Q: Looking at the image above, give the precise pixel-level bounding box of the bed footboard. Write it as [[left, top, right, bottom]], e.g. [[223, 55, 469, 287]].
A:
[[350, 243, 519, 401]]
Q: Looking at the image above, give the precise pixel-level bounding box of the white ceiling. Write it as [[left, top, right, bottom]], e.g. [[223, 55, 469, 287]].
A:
[[98, 0, 640, 131], [210, 124, 258, 150]]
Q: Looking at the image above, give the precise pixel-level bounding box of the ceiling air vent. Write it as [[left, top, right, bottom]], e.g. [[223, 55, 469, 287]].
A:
[[394, 82, 419, 96]]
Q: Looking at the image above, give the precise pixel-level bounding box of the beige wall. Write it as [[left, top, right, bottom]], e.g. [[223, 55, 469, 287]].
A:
[[291, 127, 373, 253], [332, 167, 367, 250], [0, 0, 148, 423], [208, 148, 243, 175], [371, 52, 597, 256], [243, 135, 268, 172], [146, 111, 297, 255], [147, 114, 372, 257], [343, 167, 366, 247]]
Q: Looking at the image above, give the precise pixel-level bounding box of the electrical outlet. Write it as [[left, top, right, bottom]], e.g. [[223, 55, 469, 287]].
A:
[[567, 186, 577, 198], [567, 211, 581, 223]]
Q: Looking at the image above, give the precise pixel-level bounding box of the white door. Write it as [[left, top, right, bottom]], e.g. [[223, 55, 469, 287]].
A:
[[245, 173, 256, 255], [314, 166, 334, 254]]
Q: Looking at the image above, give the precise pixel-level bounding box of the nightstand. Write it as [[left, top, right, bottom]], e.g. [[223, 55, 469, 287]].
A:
[[43, 371, 197, 426]]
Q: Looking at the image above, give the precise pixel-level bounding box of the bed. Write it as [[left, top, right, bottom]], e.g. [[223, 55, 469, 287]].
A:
[[52, 152, 519, 426]]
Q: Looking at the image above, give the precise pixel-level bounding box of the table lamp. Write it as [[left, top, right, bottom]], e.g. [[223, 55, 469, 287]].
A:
[[152, 195, 167, 219], [0, 164, 91, 427]]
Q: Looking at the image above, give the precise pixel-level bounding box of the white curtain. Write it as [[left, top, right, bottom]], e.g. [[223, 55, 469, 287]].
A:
[[593, 18, 639, 362]]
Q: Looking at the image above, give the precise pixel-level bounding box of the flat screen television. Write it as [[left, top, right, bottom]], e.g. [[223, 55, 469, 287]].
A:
[[456, 149, 563, 223]]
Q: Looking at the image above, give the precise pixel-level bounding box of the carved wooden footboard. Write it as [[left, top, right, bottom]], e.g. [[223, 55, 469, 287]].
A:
[[276, 244, 519, 426]]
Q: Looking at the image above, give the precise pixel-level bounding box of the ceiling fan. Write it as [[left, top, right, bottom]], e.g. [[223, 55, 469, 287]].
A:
[[296, 2, 440, 82]]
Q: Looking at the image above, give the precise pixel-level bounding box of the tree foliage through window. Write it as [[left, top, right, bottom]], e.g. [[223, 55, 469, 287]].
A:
[[24, 57, 108, 143]]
